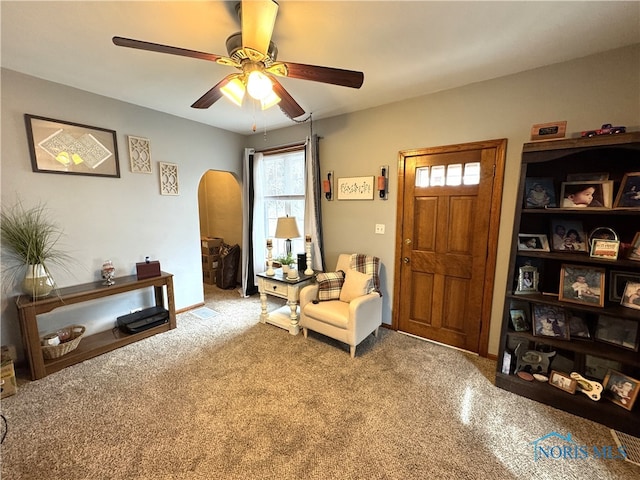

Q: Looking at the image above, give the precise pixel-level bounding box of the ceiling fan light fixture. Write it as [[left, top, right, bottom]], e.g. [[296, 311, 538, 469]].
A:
[[260, 90, 281, 110], [246, 70, 273, 100], [220, 77, 246, 106]]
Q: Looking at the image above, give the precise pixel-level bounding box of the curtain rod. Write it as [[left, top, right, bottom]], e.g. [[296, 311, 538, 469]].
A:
[[256, 141, 306, 155], [255, 136, 322, 155]]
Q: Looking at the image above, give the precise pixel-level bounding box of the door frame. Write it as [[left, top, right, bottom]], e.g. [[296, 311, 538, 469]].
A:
[[392, 139, 507, 357]]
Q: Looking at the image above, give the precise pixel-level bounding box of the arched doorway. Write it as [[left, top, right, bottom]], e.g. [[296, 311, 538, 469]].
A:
[[197, 170, 242, 290]]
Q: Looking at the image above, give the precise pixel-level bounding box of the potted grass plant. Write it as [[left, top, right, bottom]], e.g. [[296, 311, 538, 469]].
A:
[[1, 200, 71, 298]]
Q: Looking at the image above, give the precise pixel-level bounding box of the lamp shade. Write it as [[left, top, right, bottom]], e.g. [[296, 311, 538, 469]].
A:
[[275, 216, 301, 239]]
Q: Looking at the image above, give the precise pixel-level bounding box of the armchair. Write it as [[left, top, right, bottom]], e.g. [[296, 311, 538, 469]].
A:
[[299, 253, 382, 358]]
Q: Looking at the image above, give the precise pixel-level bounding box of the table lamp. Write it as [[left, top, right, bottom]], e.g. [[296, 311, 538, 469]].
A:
[[275, 216, 300, 257]]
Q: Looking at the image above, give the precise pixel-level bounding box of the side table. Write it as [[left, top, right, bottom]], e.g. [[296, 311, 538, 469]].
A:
[[256, 270, 315, 335]]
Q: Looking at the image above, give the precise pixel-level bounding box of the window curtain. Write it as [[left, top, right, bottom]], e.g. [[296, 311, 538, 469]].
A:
[[241, 148, 258, 297], [251, 152, 267, 286], [304, 135, 325, 271]]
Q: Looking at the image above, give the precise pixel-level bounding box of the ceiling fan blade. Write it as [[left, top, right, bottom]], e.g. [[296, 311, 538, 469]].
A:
[[270, 77, 306, 119], [273, 62, 364, 89], [191, 76, 234, 109], [241, 0, 278, 57], [113, 36, 223, 63]]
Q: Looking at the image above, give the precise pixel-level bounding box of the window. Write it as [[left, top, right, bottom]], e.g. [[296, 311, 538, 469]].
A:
[[259, 149, 305, 256], [415, 162, 481, 187]]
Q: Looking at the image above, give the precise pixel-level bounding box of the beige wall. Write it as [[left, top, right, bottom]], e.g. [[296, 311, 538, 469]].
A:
[[198, 171, 243, 247], [247, 44, 640, 355]]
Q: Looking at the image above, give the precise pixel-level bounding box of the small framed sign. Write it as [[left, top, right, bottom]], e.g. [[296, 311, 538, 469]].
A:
[[530, 121, 567, 141], [337, 176, 375, 200], [590, 239, 620, 260]]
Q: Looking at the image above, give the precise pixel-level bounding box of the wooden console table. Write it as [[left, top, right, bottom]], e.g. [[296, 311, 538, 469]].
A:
[[16, 272, 176, 380]]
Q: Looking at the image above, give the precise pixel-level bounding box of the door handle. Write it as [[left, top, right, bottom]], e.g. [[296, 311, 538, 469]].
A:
[[403, 257, 410, 264]]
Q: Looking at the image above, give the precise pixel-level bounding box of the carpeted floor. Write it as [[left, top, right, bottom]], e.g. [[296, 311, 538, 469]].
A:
[[1, 285, 638, 479]]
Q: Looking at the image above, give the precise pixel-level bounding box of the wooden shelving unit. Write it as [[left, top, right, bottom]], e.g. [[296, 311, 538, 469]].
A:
[[16, 272, 176, 380], [495, 132, 640, 436]]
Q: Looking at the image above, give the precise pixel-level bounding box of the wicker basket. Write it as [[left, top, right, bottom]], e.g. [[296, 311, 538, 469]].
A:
[[41, 325, 86, 360]]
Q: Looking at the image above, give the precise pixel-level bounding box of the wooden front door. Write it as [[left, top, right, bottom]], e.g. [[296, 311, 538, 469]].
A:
[[394, 139, 506, 355]]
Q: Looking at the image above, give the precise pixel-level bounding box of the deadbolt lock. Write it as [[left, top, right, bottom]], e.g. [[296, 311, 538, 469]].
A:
[[405, 238, 412, 245]]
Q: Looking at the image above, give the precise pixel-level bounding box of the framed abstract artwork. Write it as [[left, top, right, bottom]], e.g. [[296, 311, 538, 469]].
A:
[[24, 114, 120, 178]]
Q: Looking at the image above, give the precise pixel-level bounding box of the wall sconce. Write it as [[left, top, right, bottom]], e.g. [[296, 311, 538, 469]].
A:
[[323, 171, 334, 200], [378, 165, 389, 200]]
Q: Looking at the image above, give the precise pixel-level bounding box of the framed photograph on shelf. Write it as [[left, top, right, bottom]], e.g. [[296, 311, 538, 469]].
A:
[[628, 232, 640, 261], [590, 239, 620, 260], [532, 304, 569, 339], [603, 370, 640, 411], [518, 234, 550, 252], [514, 265, 539, 295], [566, 172, 609, 182], [585, 355, 622, 381], [613, 172, 640, 208], [550, 220, 587, 252], [609, 271, 640, 302], [595, 315, 639, 351], [559, 180, 613, 209], [524, 177, 556, 208], [24, 114, 120, 178], [620, 281, 640, 311], [509, 309, 530, 332], [567, 311, 591, 339], [559, 264, 605, 307], [549, 370, 577, 394]]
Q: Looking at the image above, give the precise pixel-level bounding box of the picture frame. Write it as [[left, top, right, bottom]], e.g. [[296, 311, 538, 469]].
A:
[[24, 114, 120, 178], [587, 227, 618, 249], [559, 180, 613, 209], [530, 121, 567, 141], [603, 370, 639, 411], [620, 281, 640, 311], [595, 315, 639, 351], [567, 311, 591, 339], [609, 271, 640, 302], [590, 239, 620, 260], [524, 177, 556, 208], [514, 265, 539, 295], [566, 172, 609, 182], [337, 176, 375, 200], [559, 264, 605, 307], [585, 355, 621, 381], [509, 309, 530, 332], [550, 219, 587, 252], [613, 172, 640, 208], [628, 232, 640, 261], [549, 370, 577, 394], [532, 304, 569, 339], [517, 234, 550, 252]]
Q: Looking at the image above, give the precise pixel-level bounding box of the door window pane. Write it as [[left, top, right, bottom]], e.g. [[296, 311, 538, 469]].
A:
[[430, 165, 446, 186], [416, 167, 430, 187], [463, 162, 481, 185], [446, 164, 462, 186]]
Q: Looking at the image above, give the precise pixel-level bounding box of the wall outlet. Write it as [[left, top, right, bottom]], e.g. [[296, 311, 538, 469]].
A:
[[375, 224, 385, 234]]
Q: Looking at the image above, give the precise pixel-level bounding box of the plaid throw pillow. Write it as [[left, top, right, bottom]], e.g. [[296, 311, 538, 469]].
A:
[[316, 270, 345, 301], [350, 254, 381, 296]]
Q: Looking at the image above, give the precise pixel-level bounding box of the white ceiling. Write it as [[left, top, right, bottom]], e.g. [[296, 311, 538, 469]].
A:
[[2, 1, 639, 134]]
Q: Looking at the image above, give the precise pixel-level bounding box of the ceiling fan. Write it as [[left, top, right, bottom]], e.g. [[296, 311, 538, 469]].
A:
[[113, 0, 364, 119]]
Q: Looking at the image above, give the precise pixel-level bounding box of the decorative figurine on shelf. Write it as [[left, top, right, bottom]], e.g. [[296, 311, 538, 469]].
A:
[[304, 234, 314, 275], [101, 260, 116, 286], [265, 239, 275, 276]]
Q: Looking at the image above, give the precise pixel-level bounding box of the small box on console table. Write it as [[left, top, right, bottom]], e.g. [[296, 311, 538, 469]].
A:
[[136, 260, 161, 280]]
